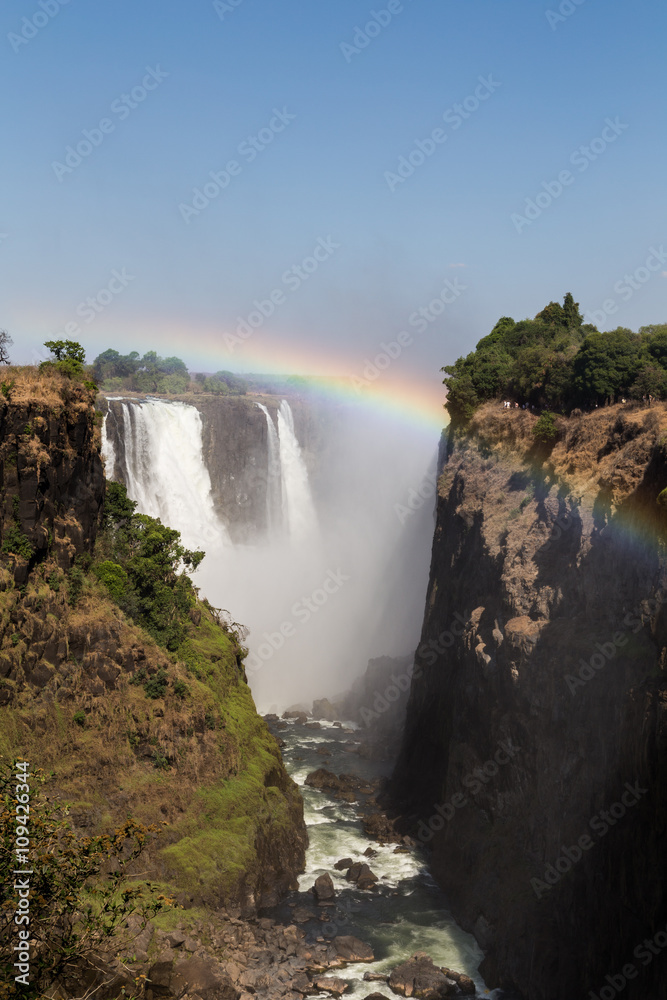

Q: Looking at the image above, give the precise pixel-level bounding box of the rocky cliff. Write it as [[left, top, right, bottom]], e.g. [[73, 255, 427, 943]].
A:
[[393, 402, 667, 1000], [0, 367, 307, 913]]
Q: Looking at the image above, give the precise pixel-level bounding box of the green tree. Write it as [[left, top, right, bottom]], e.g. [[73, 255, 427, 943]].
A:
[[562, 292, 583, 329], [573, 328, 643, 403], [0, 760, 171, 999], [42, 340, 86, 379], [629, 363, 667, 400], [98, 482, 204, 649]]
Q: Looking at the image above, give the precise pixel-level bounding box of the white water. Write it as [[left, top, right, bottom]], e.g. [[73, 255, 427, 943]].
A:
[[276, 719, 506, 1000], [100, 410, 116, 479], [109, 398, 230, 553], [255, 403, 283, 536], [105, 393, 435, 712], [276, 400, 318, 542]]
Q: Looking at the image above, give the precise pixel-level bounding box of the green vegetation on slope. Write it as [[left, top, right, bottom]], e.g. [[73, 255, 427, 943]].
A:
[[442, 293, 667, 422], [0, 365, 305, 927]]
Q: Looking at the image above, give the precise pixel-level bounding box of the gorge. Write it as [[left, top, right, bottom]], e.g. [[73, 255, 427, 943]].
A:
[[2, 370, 666, 1000]]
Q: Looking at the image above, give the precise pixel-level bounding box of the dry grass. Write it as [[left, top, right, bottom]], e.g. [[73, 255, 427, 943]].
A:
[[468, 400, 667, 505], [1, 365, 93, 408]]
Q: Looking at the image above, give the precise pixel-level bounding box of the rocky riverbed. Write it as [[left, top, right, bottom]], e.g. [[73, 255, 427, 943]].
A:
[[92, 712, 517, 1000]]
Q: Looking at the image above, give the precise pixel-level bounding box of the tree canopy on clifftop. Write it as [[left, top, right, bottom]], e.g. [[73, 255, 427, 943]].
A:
[[442, 294, 667, 422]]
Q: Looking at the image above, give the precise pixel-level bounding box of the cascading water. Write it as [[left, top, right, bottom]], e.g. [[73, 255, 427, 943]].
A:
[[276, 400, 318, 542], [255, 403, 283, 535], [100, 405, 117, 480], [105, 398, 229, 553]]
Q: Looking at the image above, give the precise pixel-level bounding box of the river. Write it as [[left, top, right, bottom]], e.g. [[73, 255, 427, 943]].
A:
[[266, 716, 517, 1000]]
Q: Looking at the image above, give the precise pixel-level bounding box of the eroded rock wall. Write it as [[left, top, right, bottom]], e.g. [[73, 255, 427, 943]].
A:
[[393, 403, 667, 1000]]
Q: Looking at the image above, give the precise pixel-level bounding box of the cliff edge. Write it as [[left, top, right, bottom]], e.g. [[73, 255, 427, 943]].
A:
[[393, 402, 667, 1000]]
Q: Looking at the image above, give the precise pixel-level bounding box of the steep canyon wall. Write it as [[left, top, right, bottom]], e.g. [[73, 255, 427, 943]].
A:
[[393, 402, 667, 1000]]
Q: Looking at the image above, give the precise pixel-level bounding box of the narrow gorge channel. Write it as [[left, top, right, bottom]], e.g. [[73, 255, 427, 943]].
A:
[[98, 391, 503, 996], [264, 714, 509, 1000]]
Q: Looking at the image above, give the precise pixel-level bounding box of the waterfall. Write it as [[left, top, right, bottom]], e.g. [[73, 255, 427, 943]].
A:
[[276, 400, 318, 542], [101, 410, 116, 479], [113, 398, 229, 552], [255, 403, 283, 535]]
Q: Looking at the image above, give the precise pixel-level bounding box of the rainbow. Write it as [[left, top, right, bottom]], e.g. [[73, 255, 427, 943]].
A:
[[22, 308, 449, 436]]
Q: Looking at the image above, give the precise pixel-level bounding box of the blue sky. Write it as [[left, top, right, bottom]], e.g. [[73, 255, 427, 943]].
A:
[[1, 0, 665, 398]]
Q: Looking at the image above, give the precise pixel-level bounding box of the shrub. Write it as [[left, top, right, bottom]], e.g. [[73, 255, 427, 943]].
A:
[[172, 679, 189, 699], [93, 560, 129, 603], [1, 499, 34, 561], [151, 748, 170, 770], [144, 668, 168, 700], [67, 565, 85, 607], [73, 709, 86, 727], [657, 488, 667, 509], [533, 411, 559, 445], [0, 759, 172, 999]]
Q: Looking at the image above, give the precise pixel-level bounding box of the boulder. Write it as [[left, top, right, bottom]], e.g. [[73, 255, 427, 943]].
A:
[[333, 936, 375, 962], [388, 954, 457, 999], [312, 697, 341, 721], [312, 977, 350, 995], [283, 710, 308, 724], [440, 969, 476, 996], [312, 872, 336, 902], [333, 857, 354, 871], [345, 863, 378, 889]]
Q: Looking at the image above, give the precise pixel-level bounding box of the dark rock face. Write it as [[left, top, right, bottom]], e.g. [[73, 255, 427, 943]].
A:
[[0, 384, 104, 579], [392, 407, 667, 1000]]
